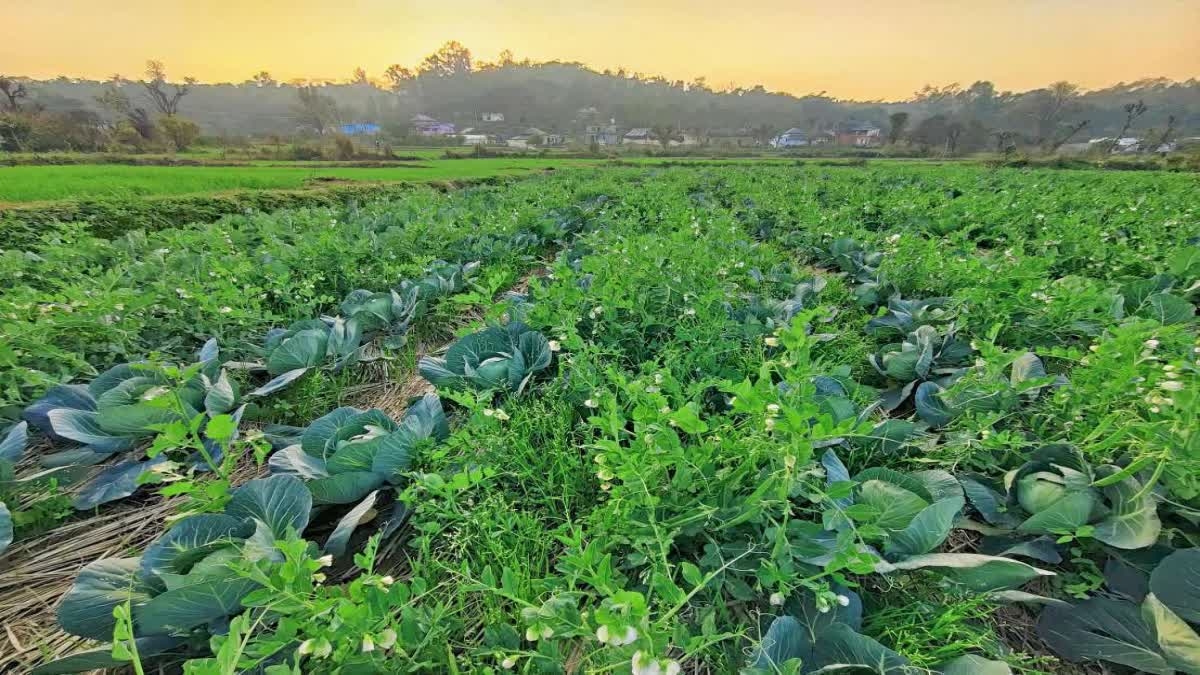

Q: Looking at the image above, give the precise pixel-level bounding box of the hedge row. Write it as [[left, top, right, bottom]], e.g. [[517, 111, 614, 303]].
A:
[[0, 178, 505, 250]]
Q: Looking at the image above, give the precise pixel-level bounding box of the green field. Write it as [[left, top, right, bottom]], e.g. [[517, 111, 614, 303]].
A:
[[1, 163, 1198, 674], [0, 158, 600, 203]]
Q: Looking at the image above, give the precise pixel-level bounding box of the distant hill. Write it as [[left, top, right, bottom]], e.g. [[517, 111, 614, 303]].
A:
[[11, 62, 1200, 146]]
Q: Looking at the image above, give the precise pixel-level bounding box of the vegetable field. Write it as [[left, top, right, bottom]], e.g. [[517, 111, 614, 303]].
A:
[[1, 163, 1198, 674]]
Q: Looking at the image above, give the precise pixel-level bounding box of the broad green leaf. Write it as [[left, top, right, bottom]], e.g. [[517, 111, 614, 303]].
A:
[[324, 491, 378, 557], [300, 406, 362, 458], [225, 475, 312, 539], [0, 421, 27, 462], [307, 471, 386, 505], [855, 467, 934, 501], [1092, 468, 1161, 550], [246, 368, 309, 397], [935, 654, 1012, 674], [809, 622, 911, 673], [1149, 548, 1200, 624], [30, 636, 183, 675], [913, 469, 964, 503], [884, 553, 1054, 592], [57, 557, 153, 640], [136, 576, 260, 635], [749, 616, 807, 670], [859, 480, 929, 531], [886, 497, 965, 557], [46, 409, 133, 453], [204, 371, 238, 417], [267, 445, 330, 479], [1037, 597, 1172, 674], [959, 474, 1019, 528], [1140, 293, 1194, 325], [1143, 593, 1200, 673], [266, 328, 329, 375], [140, 514, 250, 580], [95, 404, 182, 437], [73, 456, 168, 510]]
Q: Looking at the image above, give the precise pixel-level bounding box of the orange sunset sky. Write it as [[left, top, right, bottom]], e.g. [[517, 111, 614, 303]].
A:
[[3, 0, 1198, 100]]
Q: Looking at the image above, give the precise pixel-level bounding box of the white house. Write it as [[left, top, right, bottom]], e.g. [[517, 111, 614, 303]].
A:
[[480, 112, 505, 122]]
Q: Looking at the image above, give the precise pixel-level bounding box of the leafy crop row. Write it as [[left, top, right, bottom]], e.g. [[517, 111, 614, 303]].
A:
[[3, 163, 1198, 674]]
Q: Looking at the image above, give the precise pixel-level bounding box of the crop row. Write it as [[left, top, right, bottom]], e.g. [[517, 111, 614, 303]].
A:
[[2, 163, 1199, 674]]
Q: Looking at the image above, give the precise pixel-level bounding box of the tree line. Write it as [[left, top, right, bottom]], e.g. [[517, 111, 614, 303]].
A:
[[2, 42, 1198, 154]]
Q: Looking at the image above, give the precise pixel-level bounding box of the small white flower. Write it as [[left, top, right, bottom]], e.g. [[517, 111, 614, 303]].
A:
[[769, 592, 785, 606], [1150, 406, 1161, 413], [1144, 339, 1160, 349], [525, 626, 539, 641], [483, 408, 495, 417], [836, 594, 850, 607], [659, 406, 671, 414], [584, 399, 598, 408], [548, 340, 561, 351], [493, 409, 510, 421], [155, 248, 170, 254], [541, 625, 554, 639], [683, 308, 696, 316], [764, 417, 776, 431], [219, 306, 232, 314], [379, 575, 395, 586], [654, 373, 664, 384], [362, 634, 375, 653], [1089, 344, 1100, 352], [315, 554, 333, 568], [596, 625, 610, 643], [1160, 380, 1184, 392], [299, 639, 315, 655], [764, 337, 779, 347], [766, 403, 780, 414], [501, 655, 518, 669], [377, 628, 397, 650], [1164, 365, 1176, 372]]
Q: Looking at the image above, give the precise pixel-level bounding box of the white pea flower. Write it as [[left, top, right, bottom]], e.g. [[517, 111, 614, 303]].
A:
[[501, 655, 518, 669], [764, 337, 779, 347], [548, 340, 561, 352], [315, 555, 333, 568], [584, 399, 598, 408], [836, 594, 851, 607], [493, 409, 510, 421], [1160, 380, 1184, 392], [377, 628, 397, 650], [769, 592, 785, 606], [362, 634, 375, 653], [483, 409, 495, 417]]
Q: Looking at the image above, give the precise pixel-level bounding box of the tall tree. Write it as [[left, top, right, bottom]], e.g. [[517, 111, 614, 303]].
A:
[[419, 41, 473, 78], [250, 71, 276, 87], [141, 60, 196, 116], [887, 111, 909, 144], [0, 76, 29, 111], [292, 86, 339, 135], [383, 65, 414, 92], [351, 67, 369, 85], [95, 85, 155, 139]]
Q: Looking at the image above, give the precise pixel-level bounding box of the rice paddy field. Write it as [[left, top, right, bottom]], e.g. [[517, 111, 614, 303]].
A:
[[0, 162, 1198, 674]]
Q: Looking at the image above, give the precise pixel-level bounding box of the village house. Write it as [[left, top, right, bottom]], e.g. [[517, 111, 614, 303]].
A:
[[479, 112, 505, 122], [506, 128, 552, 148], [411, 114, 455, 136], [458, 127, 493, 145], [623, 128, 658, 146], [835, 121, 883, 147], [771, 128, 809, 148], [584, 123, 622, 146]]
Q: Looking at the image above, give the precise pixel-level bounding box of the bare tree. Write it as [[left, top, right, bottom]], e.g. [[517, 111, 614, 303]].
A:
[[95, 86, 155, 139], [1106, 100, 1147, 153], [1028, 81, 1081, 147], [141, 60, 196, 116], [1047, 120, 1089, 152], [0, 76, 28, 111]]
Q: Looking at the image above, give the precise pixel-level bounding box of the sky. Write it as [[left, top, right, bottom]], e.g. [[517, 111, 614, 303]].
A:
[[3, 0, 1198, 100]]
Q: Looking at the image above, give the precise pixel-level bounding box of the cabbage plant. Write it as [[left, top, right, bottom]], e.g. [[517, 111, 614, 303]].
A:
[[268, 394, 448, 505], [866, 296, 954, 337], [419, 322, 552, 395], [20, 341, 249, 508], [1036, 547, 1200, 674], [870, 325, 973, 411], [34, 475, 312, 675]]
